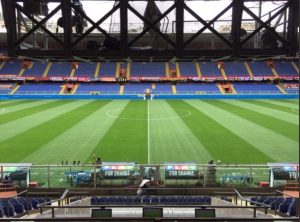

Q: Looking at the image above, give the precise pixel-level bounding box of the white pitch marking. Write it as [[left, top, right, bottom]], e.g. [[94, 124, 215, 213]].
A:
[[0, 108, 6, 114], [147, 100, 150, 164]]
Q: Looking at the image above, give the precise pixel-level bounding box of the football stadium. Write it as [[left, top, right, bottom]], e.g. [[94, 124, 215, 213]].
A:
[[0, 0, 299, 221]]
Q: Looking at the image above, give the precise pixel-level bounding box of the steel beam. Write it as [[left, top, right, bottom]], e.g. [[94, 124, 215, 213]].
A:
[[287, 0, 299, 56], [176, 0, 184, 56], [127, 3, 176, 47], [241, 2, 290, 46], [183, 2, 233, 48], [184, 4, 232, 48], [61, 0, 72, 56], [231, 0, 244, 56], [2, 0, 17, 56], [14, 3, 63, 47], [71, 2, 120, 47], [120, 0, 128, 56]]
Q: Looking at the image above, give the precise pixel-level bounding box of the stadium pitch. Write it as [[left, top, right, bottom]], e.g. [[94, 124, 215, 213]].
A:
[[0, 99, 298, 165]]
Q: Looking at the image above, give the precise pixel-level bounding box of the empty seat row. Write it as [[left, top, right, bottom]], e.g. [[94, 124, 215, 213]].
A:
[[90, 196, 211, 205], [250, 196, 297, 216], [0, 197, 51, 218]]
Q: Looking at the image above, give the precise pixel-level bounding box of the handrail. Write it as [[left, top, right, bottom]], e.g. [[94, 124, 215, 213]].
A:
[[233, 189, 271, 208], [37, 188, 69, 208], [275, 190, 299, 199], [1, 189, 28, 199]]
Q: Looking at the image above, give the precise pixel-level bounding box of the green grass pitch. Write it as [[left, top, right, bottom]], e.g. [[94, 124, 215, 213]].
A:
[[0, 99, 298, 165]]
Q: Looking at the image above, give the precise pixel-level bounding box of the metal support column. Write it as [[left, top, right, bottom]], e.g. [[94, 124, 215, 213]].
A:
[[120, 0, 128, 57], [176, 0, 184, 56], [61, 0, 72, 57], [3, 0, 17, 56], [287, 0, 299, 56], [231, 0, 244, 57]]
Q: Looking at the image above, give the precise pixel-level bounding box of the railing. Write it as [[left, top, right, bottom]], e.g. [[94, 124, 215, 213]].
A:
[[37, 189, 69, 217], [7, 90, 295, 95], [0, 218, 298, 221], [1, 163, 298, 189]]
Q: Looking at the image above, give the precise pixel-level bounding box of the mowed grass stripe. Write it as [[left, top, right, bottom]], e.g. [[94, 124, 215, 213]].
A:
[[244, 100, 298, 115], [0, 100, 103, 163], [262, 100, 299, 110], [0, 100, 65, 124], [149, 100, 211, 164], [0, 100, 54, 115], [22, 100, 129, 164], [0, 100, 25, 105], [217, 100, 298, 141], [171, 100, 273, 164], [0, 100, 35, 108], [91, 101, 147, 163], [278, 99, 299, 105], [187, 100, 297, 162], [0, 100, 89, 143]]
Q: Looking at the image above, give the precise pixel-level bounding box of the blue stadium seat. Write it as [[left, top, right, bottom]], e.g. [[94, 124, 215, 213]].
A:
[[0, 208, 4, 218], [3, 206, 15, 217], [256, 196, 267, 206], [288, 201, 297, 216], [151, 196, 160, 204], [203, 196, 211, 205], [90, 196, 98, 205], [142, 196, 151, 204], [262, 197, 275, 205], [270, 198, 284, 210], [30, 198, 39, 209], [279, 198, 294, 213], [13, 204, 24, 214], [250, 197, 257, 205]]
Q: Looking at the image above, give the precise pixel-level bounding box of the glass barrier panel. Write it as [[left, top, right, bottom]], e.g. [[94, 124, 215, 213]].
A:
[[29, 166, 49, 188], [213, 166, 251, 188], [251, 166, 271, 188]]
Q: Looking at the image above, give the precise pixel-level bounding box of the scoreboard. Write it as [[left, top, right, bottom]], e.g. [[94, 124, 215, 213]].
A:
[[100, 162, 135, 179], [165, 163, 199, 179]]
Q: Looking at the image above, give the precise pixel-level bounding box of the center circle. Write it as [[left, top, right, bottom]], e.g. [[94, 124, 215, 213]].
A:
[[105, 108, 191, 121]]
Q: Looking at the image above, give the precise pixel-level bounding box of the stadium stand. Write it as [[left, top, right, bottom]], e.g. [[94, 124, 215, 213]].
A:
[[247, 61, 274, 77], [153, 83, 173, 94], [47, 62, 72, 77], [22, 62, 48, 77], [130, 62, 166, 77], [0, 84, 13, 94], [0, 61, 22, 75], [233, 83, 281, 94], [283, 83, 299, 94], [73, 62, 97, 77], [178, 62, 198, 77], [175, 83, 220, 94], [123, 83, 151, 94], [274, 61, 299, 77], [224, 62, 250, 78], [16, 83, 62, 94], [99, 62, 117, 77], [75, 83, 120, 94], [199, 62, 222, 78]]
